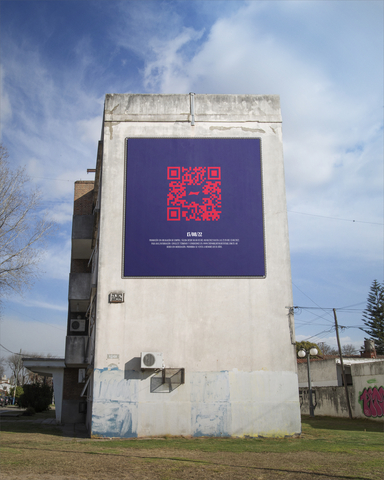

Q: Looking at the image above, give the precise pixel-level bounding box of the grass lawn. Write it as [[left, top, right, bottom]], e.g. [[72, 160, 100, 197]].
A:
[[0, 413, 383, 479]]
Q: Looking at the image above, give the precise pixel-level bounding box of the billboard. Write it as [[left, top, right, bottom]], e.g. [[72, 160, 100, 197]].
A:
[[123, 138, 265, 277]]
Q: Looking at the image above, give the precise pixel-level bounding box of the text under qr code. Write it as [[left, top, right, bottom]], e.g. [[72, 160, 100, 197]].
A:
[[167, 167, 221, 221]]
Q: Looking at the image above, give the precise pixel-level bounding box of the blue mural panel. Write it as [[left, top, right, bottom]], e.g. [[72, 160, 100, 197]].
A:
[[124, 138, 264, 277]]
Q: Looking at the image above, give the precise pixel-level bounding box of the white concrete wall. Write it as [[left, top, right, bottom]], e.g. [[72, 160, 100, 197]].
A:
[[299, 360, 384, 420], [298, 359, 339, 387], [351, 361, 384, 421], [299, 386, 355, 418], [91, 94, 300, 437]]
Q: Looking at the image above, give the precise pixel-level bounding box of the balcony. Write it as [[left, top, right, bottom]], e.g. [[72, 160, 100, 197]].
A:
[[65, 336, 91, 366], [72, 215, 93, 259], [68, 273, 91, 300]]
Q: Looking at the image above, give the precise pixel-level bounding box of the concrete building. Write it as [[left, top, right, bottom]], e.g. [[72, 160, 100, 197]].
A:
[[0, 375, 12, 394], [62, 93, 301, 437], [298, 358, 384, 420]]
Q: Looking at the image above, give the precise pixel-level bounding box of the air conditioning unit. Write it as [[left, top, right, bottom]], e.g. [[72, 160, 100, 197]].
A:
[[141, 352, 163, 369], [70, 318, 86, 333]]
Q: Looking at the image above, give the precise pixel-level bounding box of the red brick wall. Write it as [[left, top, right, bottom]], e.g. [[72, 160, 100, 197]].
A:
[[63, 368, 85, 400], [74, 181, 94, 215]]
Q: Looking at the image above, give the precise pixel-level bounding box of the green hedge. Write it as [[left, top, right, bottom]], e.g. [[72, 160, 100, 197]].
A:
[[9, 385, 24, 403], [18, 384, 53, 412]]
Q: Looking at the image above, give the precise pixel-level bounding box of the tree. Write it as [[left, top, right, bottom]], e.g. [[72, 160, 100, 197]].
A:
[[7, 351, 54, 387], [7, 352, 28, 386], [0, 144, 54, 297], [9, 385, 24, 404], [0, 356, 5, 378], [318, 342, 338, 355], [318, 342, 358, 356], [362, 280, 384, 355], [18, 383, 53, 412], [341, 344, 358, 356], [296, 341, 322, 356]]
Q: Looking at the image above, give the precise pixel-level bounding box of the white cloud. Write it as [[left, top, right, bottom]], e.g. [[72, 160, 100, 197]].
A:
[[0, 67, 12, 132], [11, 299, 67, 312], [143, 27, 204, 92], [119, 1, 382, 265], [43, 202, 73, 225], [2, 37, 102, 199], [77, 115, 103, 145], [295, 334, 362, 352], [37, 238, 71, 281], [1, 0, 381, 353]]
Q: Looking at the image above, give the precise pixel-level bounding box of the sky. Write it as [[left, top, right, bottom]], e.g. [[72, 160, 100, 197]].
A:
[[0, 0, 383, 368]]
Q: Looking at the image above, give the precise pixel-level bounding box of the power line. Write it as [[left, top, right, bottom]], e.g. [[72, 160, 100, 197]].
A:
[[31, 176, 74, 182], [294, 305, 364, 312], [301, 328, 336, 342], [0, 343, 22, 355], [292, 283, 334, 320], [4, 306, 66, 331], [338, 301, 366, 309], [288, 210, 383, 226]]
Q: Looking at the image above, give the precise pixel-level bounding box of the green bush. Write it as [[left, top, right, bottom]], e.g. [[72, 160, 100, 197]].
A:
[[18, 384, 52, 412], [23, 406, 36, 416], [9, 386, 24, 404]]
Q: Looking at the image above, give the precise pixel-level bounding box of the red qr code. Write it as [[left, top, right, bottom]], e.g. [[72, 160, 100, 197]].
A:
[[167, 167, 221, 221]]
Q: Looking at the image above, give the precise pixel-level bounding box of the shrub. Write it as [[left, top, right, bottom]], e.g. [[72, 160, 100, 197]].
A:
[[23, 406, 36, 416], [9, 386, 24, 404], [18, 384, 52, 412]]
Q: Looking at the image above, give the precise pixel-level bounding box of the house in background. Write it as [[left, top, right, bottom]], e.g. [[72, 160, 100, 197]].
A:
[[0, 375, 12, 395], [298, 341, 384, 420]]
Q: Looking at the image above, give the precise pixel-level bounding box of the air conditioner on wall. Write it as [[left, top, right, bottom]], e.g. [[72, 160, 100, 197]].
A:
[[70, 318, 86, 333], [141, 352, 163, 369]]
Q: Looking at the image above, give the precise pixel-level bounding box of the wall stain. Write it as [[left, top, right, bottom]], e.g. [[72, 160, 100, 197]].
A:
[[209, 126, 266, 133], [108, 122, 120, 140], [106, 103, 120, 115]]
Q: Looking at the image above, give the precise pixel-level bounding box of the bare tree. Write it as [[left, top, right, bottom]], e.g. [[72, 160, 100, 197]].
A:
[[7, 352, 27, 386], [318, 342, 358, 356], [341, 344, 358, 356], [6, 351, 54, 386], [0, 144, 54, 297], [318, 342, 338, 355], [24, 352, 54, 386], [0, 356, 5, 378]]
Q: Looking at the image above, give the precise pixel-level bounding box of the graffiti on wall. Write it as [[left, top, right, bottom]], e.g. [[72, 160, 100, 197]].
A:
[[359, 386, 384, 417]]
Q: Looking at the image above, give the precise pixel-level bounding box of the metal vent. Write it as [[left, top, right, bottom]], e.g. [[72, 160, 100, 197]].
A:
[[70, 318, 86, 332], [143, 353, 156, 367], [140, 352, 163, 369]]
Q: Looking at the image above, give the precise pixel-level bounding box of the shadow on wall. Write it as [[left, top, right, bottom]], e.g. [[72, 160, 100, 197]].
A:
[[124, 357, 185, 393], [124, 357, 151, 381]]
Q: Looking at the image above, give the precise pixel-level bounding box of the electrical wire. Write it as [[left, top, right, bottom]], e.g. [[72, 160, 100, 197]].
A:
[[0, 343, 22, 355], [3, 306, 66, 331], [288, 210, 383, 226], [292, 283, 334, 320], [301, 327, 336, 342]]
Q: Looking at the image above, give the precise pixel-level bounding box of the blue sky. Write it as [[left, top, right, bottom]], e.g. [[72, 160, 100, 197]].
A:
[[0, 0, 383, 362]]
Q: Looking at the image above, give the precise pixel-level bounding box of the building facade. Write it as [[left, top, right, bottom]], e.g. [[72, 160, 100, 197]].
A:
[[63, 93, 301, 437], [299, 359, 384, 420]]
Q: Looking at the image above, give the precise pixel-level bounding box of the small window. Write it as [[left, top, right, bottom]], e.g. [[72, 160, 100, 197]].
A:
[[78, 369, 86, 383]]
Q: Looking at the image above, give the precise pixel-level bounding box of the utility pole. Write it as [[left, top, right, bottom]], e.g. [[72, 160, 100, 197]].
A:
[[306, 349, 315, 416], [333, 309, 353, 419], [12, 349, 22, 406]]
